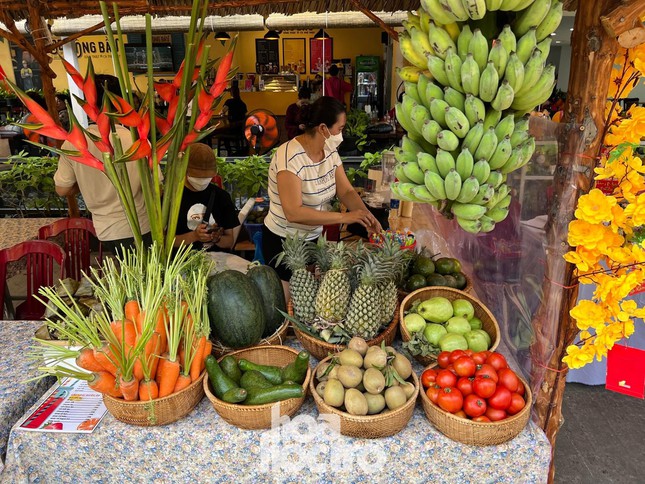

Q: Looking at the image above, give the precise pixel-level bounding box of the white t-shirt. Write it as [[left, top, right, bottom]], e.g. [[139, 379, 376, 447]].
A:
[[264, 139, 341, 240]]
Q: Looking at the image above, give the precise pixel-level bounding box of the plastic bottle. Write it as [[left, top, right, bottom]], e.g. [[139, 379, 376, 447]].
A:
[[389, 198, 400, 231]]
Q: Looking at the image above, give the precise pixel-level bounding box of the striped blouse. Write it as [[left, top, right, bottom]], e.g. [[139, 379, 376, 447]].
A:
[[264, 138, 341, 240]]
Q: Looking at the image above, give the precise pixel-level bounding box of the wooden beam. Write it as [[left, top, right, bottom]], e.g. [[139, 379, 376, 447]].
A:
[[0, 11, 55, 78], [601, 0, 645, 48], [26, 0, 58, 119], [349, 0, 399, 41], [46, 17, 112, 53]]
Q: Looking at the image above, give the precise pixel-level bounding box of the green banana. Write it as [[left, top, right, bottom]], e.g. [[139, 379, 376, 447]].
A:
[[402, 93, 417, 115], [427, 55, 451, 87], [444, 169, 462, 200], [404, 82, 422, 104], [390, 182, 404, 200], [422, 119, 443, 145], [440, 0, 470, 21], [461, 0, 487, 20], [400, 32, 427, 69], [514, 0, 552, 37], [464, 94, 486, 125], [483, 108, 502, 131], [444, 22, 462, 41], [402, 135, 424, 155], [456, 148, 475, 179], [516, 28, 537, 64], [488, 39, 509, 78], [394, 147, 418, 164], [412, 185, 439, 202], [457, 25, 474, 61], [398, 183, 424, 202], [486, 207, 510, 223], [536, 1, 563, 41], [456, 176, 481, 203], [424, 170, 448, 199], [470, 183, 495, 204], [428, 23, 457, 59], [479, 215, 496, 233], [417, 74, 432, 108], [472, 159, 491, 184], [485, 0, 504, 10], [418, 152, 439, 173], [444, 87, 466, 111], [394, 164, 412, 183], [445, 48, 464, 92], [468, 28, 490, 71], [426, 82, 446, 103], [437, 130, 461, 151], [511, 64, 556, 111], [430, 98, 450, 127], [461, 54, 481, 96], [511, 128, 530, 147], [410, 26, 434, 57], [397, 66, 422, 83], [495, 114, 516, 139], [515, 116, 530, 132], [475, 127, 499, 160], [488, 135, 513, 169], [499, 0, 524, 11], [521, 136, 536, 162], [516, 49, 545, 98], [479, 61, 500, 103], [445, 107, 471, 138], [395, 103, 419, 137], [512, 0, 536, 11], [411, 134, 438, 154], [410, 104, 431, 135], [503, 52, 525, 92], [494, 193, 512, 210], [486, 170, 504, 189], [402, 162, 426, 184], [491, 80, 515, 111], [537, 38, 552, 64], [422, 0, 460, 24], [418, 9, 432, 33], [485, 185, 508, 209], [436, 149, 457, 177], [405, 14, 421, 31], [499, 147, 524, 174], [456, 217, 483, 234], [452, 202, 487, 220], [463, 121, 485, 153], [498, 25, 517, 54]]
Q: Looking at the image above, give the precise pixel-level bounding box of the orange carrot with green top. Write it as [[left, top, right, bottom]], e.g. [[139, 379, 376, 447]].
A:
[[201, 340, 212, 372], [190, 336, 206, 382], [119, 376, 140, 401], [110, 319, 137, 348], [173, 374, 192, 393], [125, 300, 141, 330], [76, 347, 106, 373], [157, 356, 180, 397], [139, 379, 159, 400], [93, 344, 117, 376], [88, 371, 121, 398]]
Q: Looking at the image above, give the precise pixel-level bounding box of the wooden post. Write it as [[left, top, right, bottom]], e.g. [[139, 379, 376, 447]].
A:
[[26, 0, 57, 119], [530, 0, 645, 481]]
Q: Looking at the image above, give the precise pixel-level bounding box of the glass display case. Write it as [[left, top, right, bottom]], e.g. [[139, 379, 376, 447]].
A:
[[258, 73, 299, 93]]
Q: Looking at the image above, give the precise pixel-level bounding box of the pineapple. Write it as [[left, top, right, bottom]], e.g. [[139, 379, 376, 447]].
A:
[[315, 242, 351, 322], [279, 235, 318, 323], [313, 236, 332, 276], [345, 254, 388, 339], [375, 238, 408, 324]]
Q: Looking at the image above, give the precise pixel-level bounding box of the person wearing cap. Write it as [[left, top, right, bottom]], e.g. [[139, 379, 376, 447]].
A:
[[173, 143, 239, 251]]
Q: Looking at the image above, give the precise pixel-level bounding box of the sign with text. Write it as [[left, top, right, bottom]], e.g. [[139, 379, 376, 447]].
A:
[[606, 344, 645, 398]]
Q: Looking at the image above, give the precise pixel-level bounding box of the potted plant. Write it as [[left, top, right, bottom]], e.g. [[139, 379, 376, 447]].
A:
[[218, 154, 270, 208], [339, 108, 372, 156]]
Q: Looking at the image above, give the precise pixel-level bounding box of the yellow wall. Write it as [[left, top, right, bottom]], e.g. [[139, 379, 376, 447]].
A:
[[0, 40, 17, 83]]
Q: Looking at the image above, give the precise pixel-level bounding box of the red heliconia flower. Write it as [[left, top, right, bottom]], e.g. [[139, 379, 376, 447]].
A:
[[156, 140, 171, 163], [155, 116, 172, 136], [67, 120, 89, 152], [210, 50, 234, 99], [167, 96, 180, 125], [75, 96, 100, 123], [197, 86, 214, 114], [137, 109, 151, 142], [154, 82, 177, 104], [95, 111, 113, 154], [60, 58, 85, 91], [180, 131, 199, 151], [83, 59, 98, 112], [0, 63, 7, 81], [119, 138, 152, 163], [194, 111, 212, 131], [69, 150, 105, 172], [108, 93, 143, 127]]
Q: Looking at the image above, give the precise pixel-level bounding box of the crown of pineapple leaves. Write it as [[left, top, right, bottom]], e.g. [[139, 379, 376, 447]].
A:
[[277, 234, 314, 271], [357, 252, 389, 286]]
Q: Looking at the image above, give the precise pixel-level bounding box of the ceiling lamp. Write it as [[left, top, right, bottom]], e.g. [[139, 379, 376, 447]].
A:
[[264, 30, 280, 40], [214, 32, 231, 41], [313, 29, 330, 40]]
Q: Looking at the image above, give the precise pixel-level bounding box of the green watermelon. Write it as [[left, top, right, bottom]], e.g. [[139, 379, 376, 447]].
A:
[[246, 264, 287, 337]]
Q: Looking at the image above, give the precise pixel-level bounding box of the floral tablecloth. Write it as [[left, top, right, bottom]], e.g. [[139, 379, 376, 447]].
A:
[[0, 321, 54, 472], [3, 338, 551, 483]]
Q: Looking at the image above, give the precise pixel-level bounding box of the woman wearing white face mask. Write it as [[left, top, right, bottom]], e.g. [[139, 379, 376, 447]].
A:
[[263, 96, 382, 281], [174, 143, 239, 251]]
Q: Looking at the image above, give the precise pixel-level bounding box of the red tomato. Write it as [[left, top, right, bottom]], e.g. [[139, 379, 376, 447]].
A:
[[488, 386, 512, 410], [437, 387, 464, 413], [486, 353, 509, 371], [446, 364, 456, 375], [472, 352, 488, 365], [475, 364, 499, 383], [454, 356, 476, 377], [436, 369, 458, 388], [464, 350, 474, 357], [463, 394, 487, 418], [498, 368, 520, 393], [426, 384, 441, 404], [437, 352, 451, 369], [516, 381, 526, 397], [473, 376, 497, 399], [454, 410, 468, 419], [449, 350, 468, 363], [507, 393, 526, 415], [472, 416, 491, 423], [457, 377, 474, 396], [485, 407, 507, 421], [421, 369, 438, 388], [482, 350, 492, 359]]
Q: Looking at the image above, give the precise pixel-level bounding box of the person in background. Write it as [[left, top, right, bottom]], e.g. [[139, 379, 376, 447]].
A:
[[263, 96, 381, 281], [310, 78, 323, 102], [323, 65, 352, 106], [222, 86, 247, 124], [173, 143, 239, 251], [55, 92, 70, 131], [285, 86, 311, 140], [54, 74, 152, 255], [20, 60, 34, 91]]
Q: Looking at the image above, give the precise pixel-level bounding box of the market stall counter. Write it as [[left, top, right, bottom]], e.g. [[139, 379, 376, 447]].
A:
[[2, 338, 552, 483]]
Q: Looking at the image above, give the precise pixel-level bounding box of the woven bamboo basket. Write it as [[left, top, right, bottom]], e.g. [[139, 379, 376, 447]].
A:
[[419, 363, 532, 446], [103, 372, 205, 426], [204, 345, 311, 430], [289, 301, 400, 361], [211, 319, 290, 358], [397, 273, 474, 302], [310, 355, 419, 438], [399, 287, 500, 367]]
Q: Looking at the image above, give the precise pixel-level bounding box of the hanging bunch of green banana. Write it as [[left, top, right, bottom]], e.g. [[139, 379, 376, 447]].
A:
[[394, 0, 562, 234]]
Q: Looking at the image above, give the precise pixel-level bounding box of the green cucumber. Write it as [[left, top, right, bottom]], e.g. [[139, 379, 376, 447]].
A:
[[238, 359, 283, 385], [281, 351, 310, 384], [243, 383, 305, 405], [240, 370, 274, 390], [221, 387, 247, 403], [205, 355, 238, 399], [220, 355, 242, 384]]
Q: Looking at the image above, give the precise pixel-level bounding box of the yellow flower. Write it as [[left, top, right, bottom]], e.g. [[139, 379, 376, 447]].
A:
[[624, 193, 645, 226], [570, 300, 609, 330], [563, 344, 595, 369], [568, 220, 606, 249], [574, 189, 617, 224], [565, 246, 602, 272]]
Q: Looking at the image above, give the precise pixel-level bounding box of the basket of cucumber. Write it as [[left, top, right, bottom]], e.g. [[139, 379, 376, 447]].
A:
[[204, 345, 311, 430], [211, 319, 290, 358]]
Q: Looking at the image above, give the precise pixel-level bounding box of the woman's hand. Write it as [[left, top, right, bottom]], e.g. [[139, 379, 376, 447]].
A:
[[342, 210, 381, 234], [193, 224, 213, 243]]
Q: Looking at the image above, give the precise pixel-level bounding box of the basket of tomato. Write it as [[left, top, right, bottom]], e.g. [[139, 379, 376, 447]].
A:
[[419, 349, 531, 446]]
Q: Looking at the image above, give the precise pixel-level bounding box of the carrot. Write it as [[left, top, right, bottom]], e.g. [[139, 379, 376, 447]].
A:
[[76, 347, 106, 373], [133, 359, 144, 382], [125, 300, 141, 329], [157, 356, 180, 398], [201, 340, 212, 372], [110, 319, 137, 348], [93, 345, 117, 376], [191, 336, 207, 382], [119, 376, 140, 401], [87, 371, 121, 397], [155, 308, 168, 354], [134, 310, 146, 337], [178, 344, 186, 368], [139, 379, 159, 401], [173, 374, 192, 393]]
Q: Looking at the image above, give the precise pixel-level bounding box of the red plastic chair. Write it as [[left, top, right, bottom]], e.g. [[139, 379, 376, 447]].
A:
[[38, 218, 102, 282], [0, 240, 67, 320]]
